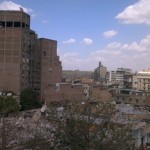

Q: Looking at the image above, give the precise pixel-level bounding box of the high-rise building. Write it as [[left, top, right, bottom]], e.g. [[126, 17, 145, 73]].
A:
[[93, 62, 107, 84], [36, 38, 62, 101], [0, 10, 62, 100]]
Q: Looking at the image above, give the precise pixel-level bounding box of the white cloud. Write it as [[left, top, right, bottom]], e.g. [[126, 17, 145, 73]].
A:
[[106, 35, 150, 52], [60, 34, 150, 71], [62, 38, 76, 44], [103, 30, 118, 38], [60, 52, 85, 70], [42, 20, 49, 24], [116, 0, 150, 25], [90, 34, 150, 70], [82, 38, 93, 45], [61, 52, 78, 59], [0, 1, 33, 13]]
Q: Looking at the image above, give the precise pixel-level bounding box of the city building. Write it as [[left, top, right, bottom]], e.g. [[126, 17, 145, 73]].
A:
[[36, 38, 62, 101], [123, 70, 150, 91], [93, 62, 107, 84], [110, 88, 150, 107], [0, 10, 62, 101], [132, 71, 150, 91], [45, 83, 112, 106], [123, 74, 133, 89], [0, 10, 31, 94], [115, 68, 132, 88], [107, 70, 116, 85]]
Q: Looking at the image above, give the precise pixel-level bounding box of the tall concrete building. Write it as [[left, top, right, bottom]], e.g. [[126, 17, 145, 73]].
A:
[[37, 38, 62, 101], [0, 10, 62, 100], [107, 71, 116, 85], [115, 68, 132, 88], [93, 62, 107, 84]]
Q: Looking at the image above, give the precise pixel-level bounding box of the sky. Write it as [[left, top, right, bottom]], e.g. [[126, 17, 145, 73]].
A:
[[0, 0, 150, 71]]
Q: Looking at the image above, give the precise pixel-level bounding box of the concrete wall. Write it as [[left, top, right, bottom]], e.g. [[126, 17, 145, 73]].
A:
[[45, 83, 84, 106]]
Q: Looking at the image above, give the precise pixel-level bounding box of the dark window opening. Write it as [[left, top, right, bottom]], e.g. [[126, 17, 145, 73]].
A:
[[14, 22, 21, 27], [6, 21, 13, 27], [43, 51, 46, 56], [0, 21, 5, 28], [26, 24, 30, 29], [22, 23, 25, 28], [129, 98, 132, 101], [28, 45, 32, 49], [136, 99, 139, 103]]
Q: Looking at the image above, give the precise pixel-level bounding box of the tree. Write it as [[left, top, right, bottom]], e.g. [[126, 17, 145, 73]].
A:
[[48, 101, 136, 150], [0, 96, 20, 116], [0, 96, 20, 150], [20, 89, 42, 111], [23, 133, 52, 149]]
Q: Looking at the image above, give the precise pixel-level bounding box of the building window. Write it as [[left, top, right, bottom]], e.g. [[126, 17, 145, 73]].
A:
[[26, 24, 30, 29], [136, 99, 139, 103], [22, 22, 25, 28], [43, 51, 46, 56], [129, 98, 132, 102], [0, 21, 5, 28], [14, 22, 21, 27], [6, 21, 13, 27]]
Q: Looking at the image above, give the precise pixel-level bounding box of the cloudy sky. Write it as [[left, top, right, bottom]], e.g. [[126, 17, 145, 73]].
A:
[[1, 0, 150, 71]]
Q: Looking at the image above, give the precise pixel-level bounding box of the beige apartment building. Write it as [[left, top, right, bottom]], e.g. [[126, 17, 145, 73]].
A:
[[111, 88, 150, 107], [132, 72, 150, 91], [93, 62, 107, 84], [0, 10, 62, 100]]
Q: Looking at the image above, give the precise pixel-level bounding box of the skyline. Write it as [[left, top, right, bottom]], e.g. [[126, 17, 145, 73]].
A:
[[0, 0, 150, 71]]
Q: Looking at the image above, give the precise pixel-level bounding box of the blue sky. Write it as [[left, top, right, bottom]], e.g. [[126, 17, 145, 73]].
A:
[[1, 0, 150, 71]]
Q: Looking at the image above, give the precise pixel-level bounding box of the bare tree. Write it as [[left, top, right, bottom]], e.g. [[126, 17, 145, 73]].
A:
[[48, 100, 136, 150]]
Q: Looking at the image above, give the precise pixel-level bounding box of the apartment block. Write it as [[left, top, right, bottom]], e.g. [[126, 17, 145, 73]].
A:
[[132, 71, 150, 91], [0, 10, 62, 100], [115, 68, 132, 88], [107, 71, 116, 85], [111, 88, 150, 106]]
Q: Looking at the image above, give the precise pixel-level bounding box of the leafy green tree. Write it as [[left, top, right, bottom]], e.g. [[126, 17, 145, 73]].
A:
[[0, 96, 20, 116], [0, 96, 20, 150], [20, 89, 42, 111]]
